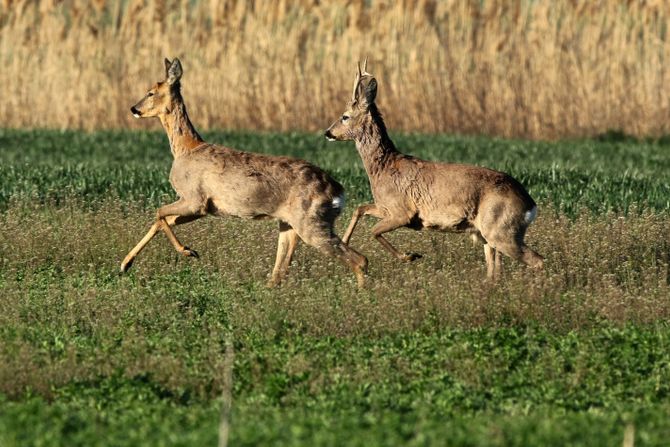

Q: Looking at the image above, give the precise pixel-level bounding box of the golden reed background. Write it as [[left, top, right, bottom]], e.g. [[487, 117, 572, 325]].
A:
[[1, 0, 669, 139]]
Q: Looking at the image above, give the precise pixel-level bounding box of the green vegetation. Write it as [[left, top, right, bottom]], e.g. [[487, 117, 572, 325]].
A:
[[2, 327, 670, 446], [2, 130, 670, 445], [2, 129, 670, 214]]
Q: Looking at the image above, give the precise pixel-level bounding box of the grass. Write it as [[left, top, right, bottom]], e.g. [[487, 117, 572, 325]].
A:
[[2, 130, 670, 445], [1, 1, 670, 138], [2, 328, 670, 446], [2, 129, 670, 215]]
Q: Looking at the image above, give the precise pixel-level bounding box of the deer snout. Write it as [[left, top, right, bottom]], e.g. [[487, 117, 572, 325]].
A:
[[324, 129, 336, 141], [130, 106, 142, 118]]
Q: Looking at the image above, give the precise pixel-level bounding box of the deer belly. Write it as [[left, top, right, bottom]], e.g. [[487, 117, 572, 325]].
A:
[[423, 216, 474, 233], [209, 196, 276, 220]]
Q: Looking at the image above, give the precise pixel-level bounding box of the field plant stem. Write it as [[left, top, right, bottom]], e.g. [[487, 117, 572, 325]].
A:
[[218, 339, 234, 447]]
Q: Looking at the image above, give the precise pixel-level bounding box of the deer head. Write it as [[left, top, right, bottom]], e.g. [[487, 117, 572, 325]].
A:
[[130, 58, 183, 118], [324, 59, 378, 141]]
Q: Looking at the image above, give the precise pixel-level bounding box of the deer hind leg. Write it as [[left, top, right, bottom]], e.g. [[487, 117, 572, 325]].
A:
[[371, 217, 422, 262], [297, 223, 368, 288], [520, 246, 544, 269], [500, 224, 544, 270], [267, 222, 300, 288], [485, 224, 544, 272], [479, 205, 543, 275], [121, 214, 201, 272], [330, 236, 369, 288], [492, 242, 543, 269]]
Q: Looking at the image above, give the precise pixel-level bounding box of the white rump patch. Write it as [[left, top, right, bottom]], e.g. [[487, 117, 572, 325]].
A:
[[524, 206, 537, 224], [332, 193, 345, 210]]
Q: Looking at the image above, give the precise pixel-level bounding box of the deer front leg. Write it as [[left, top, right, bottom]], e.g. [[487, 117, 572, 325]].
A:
[[155, 199, 208, 258], [342, 203, 383, 244], [120, 214, 201, 272], [371, 217, 422, 262]]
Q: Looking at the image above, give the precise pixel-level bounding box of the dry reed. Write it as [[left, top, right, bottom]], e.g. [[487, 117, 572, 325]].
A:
[[1, 0, 670, 139]]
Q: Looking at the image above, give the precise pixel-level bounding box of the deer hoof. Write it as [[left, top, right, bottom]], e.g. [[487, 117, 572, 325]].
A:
[[402, 253, 422, 262], [120, 258, 134, 273], [356, 274, 366, 289], [183, 246, 199, 258]]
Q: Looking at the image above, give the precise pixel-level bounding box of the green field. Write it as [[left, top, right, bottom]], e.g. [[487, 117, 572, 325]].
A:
[[2, 129, 670, 446]]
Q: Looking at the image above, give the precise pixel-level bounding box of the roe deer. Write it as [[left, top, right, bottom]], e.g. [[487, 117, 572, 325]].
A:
[[324, 61, 543, 280], [121, 58, 368, 287]]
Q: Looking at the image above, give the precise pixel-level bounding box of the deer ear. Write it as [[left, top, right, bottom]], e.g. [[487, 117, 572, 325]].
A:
[[164, 58, 172, 77], [356, 77, 377, 108], [167, 59, 183, 85], [364, 78, 377, 105]]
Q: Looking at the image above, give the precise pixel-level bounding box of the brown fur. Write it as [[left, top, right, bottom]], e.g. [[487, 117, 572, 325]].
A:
[[325, 62, 543, 280], [121, 58, 368, 287]]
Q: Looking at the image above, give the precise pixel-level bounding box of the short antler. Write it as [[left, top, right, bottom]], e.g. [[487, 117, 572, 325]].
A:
[[351, 67, 361, 102], [351, 57, 371, 102]]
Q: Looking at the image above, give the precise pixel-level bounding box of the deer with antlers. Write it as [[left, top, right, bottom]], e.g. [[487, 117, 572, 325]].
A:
[[121, 58, 368, 287], [324, 61, 543, 279]]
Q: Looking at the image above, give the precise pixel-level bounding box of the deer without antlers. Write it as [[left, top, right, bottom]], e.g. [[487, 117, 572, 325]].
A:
[[324, 61, 543, 280], [121, 58, 368, 287]]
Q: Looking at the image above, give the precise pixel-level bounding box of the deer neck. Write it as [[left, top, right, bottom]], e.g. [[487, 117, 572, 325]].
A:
[[354, 105, 399, 178], [159, 92, 204, 158]]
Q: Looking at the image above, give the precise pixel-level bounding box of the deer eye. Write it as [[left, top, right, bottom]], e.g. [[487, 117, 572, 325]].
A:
[[147, 92, 154, 97], [341, 115, 350, 122]]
